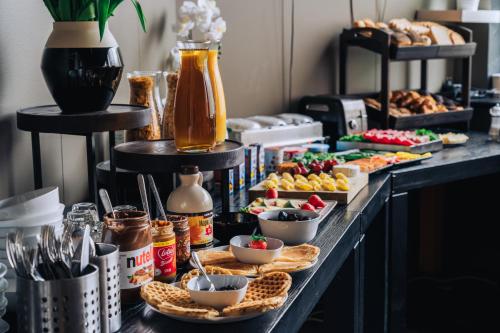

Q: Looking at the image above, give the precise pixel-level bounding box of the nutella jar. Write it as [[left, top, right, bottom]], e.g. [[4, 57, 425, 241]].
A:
[[151, 220, 176, 283], [102, 210, 153, 304]]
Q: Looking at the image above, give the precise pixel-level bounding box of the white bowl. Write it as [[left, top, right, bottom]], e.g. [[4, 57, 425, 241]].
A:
[[230, 235, 283, 264], [0, 187, 59, 221], [187, 275, 248, 309], [258, 209, 321, 245]]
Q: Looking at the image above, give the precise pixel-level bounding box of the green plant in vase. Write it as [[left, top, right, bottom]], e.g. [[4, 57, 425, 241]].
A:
[[43, 0, 147, 39], [40, 0, 148, 113]]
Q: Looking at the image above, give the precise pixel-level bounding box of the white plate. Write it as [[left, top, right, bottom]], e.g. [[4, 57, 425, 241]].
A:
[[189, 246, 318, 277], [147, 294, 286, 324], [0, 187, 59, 221]]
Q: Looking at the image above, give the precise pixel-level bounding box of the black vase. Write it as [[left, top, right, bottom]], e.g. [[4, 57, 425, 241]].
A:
[[41, 22, 124, 114]]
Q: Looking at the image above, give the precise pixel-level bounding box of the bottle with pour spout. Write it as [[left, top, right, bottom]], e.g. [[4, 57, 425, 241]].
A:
[[166, 165, 213, 249]]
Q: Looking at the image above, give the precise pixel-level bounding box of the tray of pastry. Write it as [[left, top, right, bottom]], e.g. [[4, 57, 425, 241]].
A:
[[344, 18, 476, 60], [364, 90, 473, 129]]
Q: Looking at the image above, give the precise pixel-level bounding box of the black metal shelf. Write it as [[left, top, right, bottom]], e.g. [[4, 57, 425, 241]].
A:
[[339, 24, 476, 129]]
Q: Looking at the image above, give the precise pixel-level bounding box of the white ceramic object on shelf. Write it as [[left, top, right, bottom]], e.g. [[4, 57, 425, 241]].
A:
[[457, 0, 480, 10], [258, 210, 321, 245], [0, 187, 59, 221], [186, 275, 248, 309], [230, 235, 283, 264]]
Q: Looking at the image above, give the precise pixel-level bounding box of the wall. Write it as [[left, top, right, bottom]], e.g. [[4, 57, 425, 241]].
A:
[[0, 0, 447, 203]]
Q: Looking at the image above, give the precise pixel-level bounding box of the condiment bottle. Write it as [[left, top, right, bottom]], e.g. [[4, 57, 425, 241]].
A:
[[167, 165, 214, 249], [151, 220, 176, 283], [168, 215, 191, 266], [102, 210, 153, 304]]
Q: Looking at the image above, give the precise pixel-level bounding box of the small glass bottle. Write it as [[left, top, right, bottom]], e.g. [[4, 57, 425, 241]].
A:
[[168, 215, 191, 266], [167, 165, 214, 249], [151, 220, 176, 283], [174, 41, 216, 152], [126, 71, 162, 141]]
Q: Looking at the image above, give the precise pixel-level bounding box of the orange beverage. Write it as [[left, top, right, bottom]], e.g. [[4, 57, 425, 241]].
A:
[[208, 43, 227, 145], [174, 41, 216, 153]]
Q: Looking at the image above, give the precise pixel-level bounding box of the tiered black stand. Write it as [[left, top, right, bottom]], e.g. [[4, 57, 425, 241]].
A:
[[339, 24, 476, 129], [113, 140, 245, 214], [17, 105, 151, 203]]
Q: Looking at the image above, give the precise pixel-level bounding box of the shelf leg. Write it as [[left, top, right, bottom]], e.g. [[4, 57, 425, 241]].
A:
[[381, 52, 390, 129], [220, 168, 230, 214], [31, 131, 42, 189], [86, 134, 98, 204], [339, 38, 348, 95], [420, 60, 428, 92], [109, 131, 117, 203]]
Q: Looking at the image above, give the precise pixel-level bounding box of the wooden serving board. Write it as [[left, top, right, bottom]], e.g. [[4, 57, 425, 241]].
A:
[[248, 173, 368, 204]]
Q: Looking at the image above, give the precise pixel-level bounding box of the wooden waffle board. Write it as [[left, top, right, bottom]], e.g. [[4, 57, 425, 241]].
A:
[[248, 172, 368, 204]]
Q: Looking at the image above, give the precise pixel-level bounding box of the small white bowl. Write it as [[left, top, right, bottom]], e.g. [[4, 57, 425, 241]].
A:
[[187, 275, 248, 309], [258, 209, 321, 245], [230, 235, 283, 264]]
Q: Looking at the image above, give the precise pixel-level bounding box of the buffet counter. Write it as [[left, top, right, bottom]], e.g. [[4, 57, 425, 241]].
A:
[[120, 132, 500, 333]]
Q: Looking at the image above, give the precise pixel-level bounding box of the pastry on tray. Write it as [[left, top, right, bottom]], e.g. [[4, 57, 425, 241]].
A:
[[196, 248, 237, 265], [258, 261, 313, 274], [141, 272, 292, 319], [212, 262, 260, 276]]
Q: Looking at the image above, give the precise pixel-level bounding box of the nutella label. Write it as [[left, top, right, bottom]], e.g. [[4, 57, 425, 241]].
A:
[[153, 239, 176, 278], [188, 211, 213, 247], [119, 244, 154, 289]]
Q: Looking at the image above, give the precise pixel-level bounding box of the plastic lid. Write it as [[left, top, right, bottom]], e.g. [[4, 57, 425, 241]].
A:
[[490, 103, 500, 116], [180, 165, 199, 175]]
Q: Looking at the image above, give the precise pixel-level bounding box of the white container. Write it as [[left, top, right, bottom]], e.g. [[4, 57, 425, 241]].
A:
[[0, 203, 64, 228], [258, 210, 321, 245], [230, 235, 283, 264], [457, 0, 480, 10], [167, 166, 214, 249], [187, 275, 248, 309], [0, 187, 59, 221]]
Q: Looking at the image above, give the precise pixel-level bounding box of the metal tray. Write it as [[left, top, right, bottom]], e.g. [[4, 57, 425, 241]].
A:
[[336, 140, 443, 154]]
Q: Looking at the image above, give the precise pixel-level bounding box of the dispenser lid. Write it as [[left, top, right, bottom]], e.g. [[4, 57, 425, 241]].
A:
[[490, 103, 500, 116], [180, 165, 199, 175]]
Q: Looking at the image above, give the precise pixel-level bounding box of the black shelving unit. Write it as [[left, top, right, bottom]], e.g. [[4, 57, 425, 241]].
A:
[[339, 24, 476, 129]]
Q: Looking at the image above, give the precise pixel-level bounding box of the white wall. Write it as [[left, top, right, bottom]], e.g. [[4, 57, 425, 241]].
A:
[[0, 0, 447, 203]]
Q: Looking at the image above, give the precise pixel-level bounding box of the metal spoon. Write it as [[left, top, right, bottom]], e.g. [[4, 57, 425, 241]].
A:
[[147, 174, 167, 221], [99, 188, 115, 218], [191, 252, 216, 292], [79, 225, 91, 276], [137, 174, 150, 219]]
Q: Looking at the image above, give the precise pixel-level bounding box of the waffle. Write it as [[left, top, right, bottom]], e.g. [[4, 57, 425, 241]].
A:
[[277, 244, 320, 263], [244, 271, 292, 302], [196, 249, 237, 265], [141, 281, 219, 319], [258, 260, 313, 274], [180, 266, 233, 290], [211, 262, 259, 276], [222, 296, 286, 317]]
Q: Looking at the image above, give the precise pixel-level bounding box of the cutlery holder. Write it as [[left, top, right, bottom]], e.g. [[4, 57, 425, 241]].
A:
[[91, 243, 121, 333], [16, 264, 100, 333]]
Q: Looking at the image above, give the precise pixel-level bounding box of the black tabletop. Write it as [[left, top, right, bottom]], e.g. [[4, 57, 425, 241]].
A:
[[114, 140, 245, 173], [119, 174, 391, 333], [391, 132, 500, 193], [17, 104, 151, 134]]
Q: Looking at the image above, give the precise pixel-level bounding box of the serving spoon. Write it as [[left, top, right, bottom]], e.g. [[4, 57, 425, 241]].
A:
[[191, 252, 216, 292]]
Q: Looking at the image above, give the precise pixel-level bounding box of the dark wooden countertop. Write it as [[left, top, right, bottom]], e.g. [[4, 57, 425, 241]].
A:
[[391, 132, 500, 193]]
